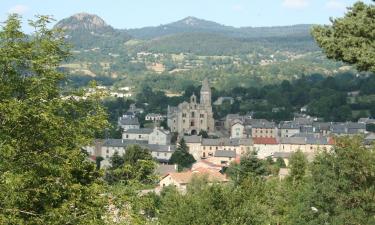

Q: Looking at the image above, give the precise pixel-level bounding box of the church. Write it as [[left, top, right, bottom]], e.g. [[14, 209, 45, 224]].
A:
[[167, 78, 215, 136]]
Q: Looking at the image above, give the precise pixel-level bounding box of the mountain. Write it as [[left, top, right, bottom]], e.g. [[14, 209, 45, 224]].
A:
[[55, 13, 131, 50], [126, 16, 314, 40], [126, 16, 238, 39]]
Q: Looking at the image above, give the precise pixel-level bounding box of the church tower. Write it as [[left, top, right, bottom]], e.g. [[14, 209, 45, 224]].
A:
[[200, 78, 211, 106]]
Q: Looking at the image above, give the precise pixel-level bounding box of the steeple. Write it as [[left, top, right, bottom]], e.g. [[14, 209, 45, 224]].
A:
[[200, 78, 211, 106]]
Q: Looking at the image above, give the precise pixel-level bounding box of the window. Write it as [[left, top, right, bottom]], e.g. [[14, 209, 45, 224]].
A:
[[139, 135, 141, 138], [182, 113, 186, 118], [164, 153, 167, 156], [210, 147, 212, 150], [200, 120, 203, 124], [183, 119, 186, 123], [126, 135, 129, 138], [200, 114, 204, 118], [157, 152, 159, 156], [191, 112, 195, 117], [191, 121, 195, 126]]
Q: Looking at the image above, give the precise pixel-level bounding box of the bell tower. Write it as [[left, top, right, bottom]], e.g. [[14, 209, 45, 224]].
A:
[[200, 78, 211, 107]]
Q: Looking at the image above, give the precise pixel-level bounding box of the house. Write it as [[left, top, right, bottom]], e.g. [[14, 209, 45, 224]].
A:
[[84, 139, 176, 168], [122, 128, 153, 141], [148, 144, 176, 163], [358, 118, 375, 124], [148, 127, 171, 145], [159, 168, 229, 192], [210, 150, 237, 165], [253, 137, 279, 159], [279, 121, 300, 138], [330, 122, 366, 136], [251, 121, 277, 138], [145, 113, 165, 122], [118, 117, 140, 130], [230, 121, 245, 139]]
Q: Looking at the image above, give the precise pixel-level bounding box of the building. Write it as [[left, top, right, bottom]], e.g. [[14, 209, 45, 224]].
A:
[[148, 127, 171, 145], [118, 116, 140, 130], [167, 78, 215, 136], [145, 113, 165, 122], [279, 121, 300, 138], [84, 139, 176, 168], [253, 137, 279, 159], [230, 121, 245, 139], [251, 121, 277, 138], [159, 168, 228, 192], [185, 137, 252, 161], [122, 128, 153, 141]]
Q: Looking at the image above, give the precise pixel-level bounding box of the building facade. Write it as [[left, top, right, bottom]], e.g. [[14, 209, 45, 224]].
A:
[[167, 78, 215, 135]]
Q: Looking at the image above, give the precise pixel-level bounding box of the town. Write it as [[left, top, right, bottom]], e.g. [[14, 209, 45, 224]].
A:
[[85, 78, 375, 192]]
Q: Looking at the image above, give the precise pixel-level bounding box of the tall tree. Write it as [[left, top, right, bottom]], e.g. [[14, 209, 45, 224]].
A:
[[0, 15, 108, 224], [311, 1, 375, 73], [169, 138, 196, 171]]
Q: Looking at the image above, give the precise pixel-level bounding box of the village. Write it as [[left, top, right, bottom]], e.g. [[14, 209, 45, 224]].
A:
[[85, 78, 375, 192]]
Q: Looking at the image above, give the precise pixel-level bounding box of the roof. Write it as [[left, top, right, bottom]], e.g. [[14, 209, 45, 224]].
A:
[[280, 121, 300, 129], [123, 128, 153, 134], [118, 117, 140, 126], [280, 137, 331, 145], [251, 121, 276, 129], [202, 138, 241, 146], [156, 165, 177, 176], [253, 137, 278, 145], [148, 144, 176, 152], [102, 139, 148, 147], [164, 169, 228, 185], [214, 150, 236, 158], [183, 135, 202, 143]]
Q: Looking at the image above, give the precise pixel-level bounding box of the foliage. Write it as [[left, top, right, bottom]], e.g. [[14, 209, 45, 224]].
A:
[[312, 1, 375, 73], [169, 138, 196, 171], [0, 15, 108, 224], [105, 145, 156, 185], [288, 137, 375, 225]]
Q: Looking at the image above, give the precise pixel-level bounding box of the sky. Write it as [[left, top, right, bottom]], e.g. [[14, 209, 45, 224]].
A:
[[0, 0, 373, 32]]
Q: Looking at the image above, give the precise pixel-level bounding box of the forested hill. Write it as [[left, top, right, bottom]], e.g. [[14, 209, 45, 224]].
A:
[[126, 16, 313, 39], [56, 13, 342, 90], [55, 13, 317, 54]]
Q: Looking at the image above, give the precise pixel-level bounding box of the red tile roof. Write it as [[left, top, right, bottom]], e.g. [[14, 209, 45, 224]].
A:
[[253, 137, 278, 145]]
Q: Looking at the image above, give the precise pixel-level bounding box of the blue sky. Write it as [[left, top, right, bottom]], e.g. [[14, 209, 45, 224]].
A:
[[0, 0, 373, 32]]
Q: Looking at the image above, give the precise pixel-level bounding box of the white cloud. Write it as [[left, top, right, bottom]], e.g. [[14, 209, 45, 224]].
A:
[[282, 0, 309, 9], [232, 4, 245, 12], [325, 0, 346, 11], [8, 4, 29, 15]]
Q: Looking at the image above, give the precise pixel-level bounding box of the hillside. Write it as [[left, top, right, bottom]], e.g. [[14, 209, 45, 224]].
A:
[[55, 13, 348, 91], [55, 13, 131, 50]]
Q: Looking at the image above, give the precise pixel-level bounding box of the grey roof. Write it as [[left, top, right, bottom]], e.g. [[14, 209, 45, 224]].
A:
[[313, 122, 331, 130], [280, 121, 300, 129], [214, 150, 236, 158], [148, 144, 176, 152], [202, 138, 241, 146], [118, 117, 139, 126], [183, 135, 202, 143], [123, 128, 153, 134], [358, 118, 375, 124], [280, 137, 329, 145], [251, 121, 276, 129], [102, 139, 148, 147]]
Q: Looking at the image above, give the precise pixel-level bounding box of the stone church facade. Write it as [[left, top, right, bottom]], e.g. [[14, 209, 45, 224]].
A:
[[167, 78, 215, 135]]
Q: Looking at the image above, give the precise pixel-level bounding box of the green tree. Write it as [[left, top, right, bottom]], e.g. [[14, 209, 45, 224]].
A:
[[290, 137, 375, 225], [105, 145, 156, 185], [169, 138, 196, 171], [0, 15, 108, 224], [311, 1, 375, 73], [287, 150, 308, 185]]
